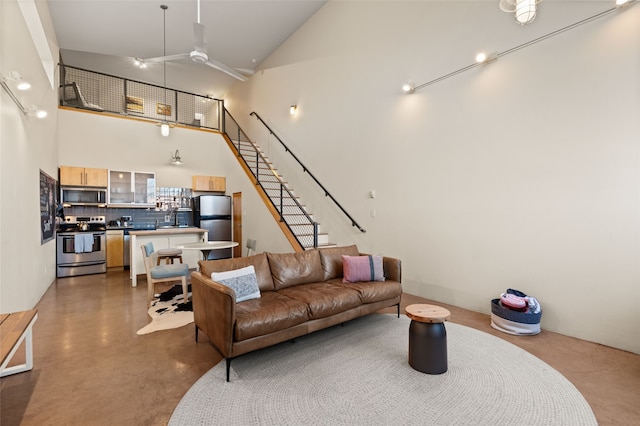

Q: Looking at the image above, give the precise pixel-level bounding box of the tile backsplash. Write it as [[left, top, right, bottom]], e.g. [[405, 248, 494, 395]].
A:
[[61, 187, 194, 228], [63, 205, 193, 229]]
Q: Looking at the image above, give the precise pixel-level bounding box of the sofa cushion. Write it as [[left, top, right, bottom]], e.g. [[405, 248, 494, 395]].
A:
[[317, 245, 360, 281], [342, 255, 385, 283], [267, 250, 324, 290], [328, 279, 402, 304], [277, 282, 362, 320], [234, 291, 310, 341], [199, 252, 275, 292], [212, 266, 261, 303]]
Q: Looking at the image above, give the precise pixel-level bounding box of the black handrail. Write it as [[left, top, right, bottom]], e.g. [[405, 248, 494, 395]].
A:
[[249, 111, 366, 233]]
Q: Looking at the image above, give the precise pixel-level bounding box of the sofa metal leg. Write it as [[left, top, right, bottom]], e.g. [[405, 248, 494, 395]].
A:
[[226, 358, 232, 382], [397, 303, 400, 318], [195, 325, 199, 342]]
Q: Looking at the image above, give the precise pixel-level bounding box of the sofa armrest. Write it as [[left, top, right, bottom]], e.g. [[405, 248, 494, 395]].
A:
[[382, 256, 402, 283], [191, 271, 236, 358]]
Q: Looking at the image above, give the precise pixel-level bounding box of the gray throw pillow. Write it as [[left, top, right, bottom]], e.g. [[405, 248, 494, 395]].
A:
[[212, 265, 261, 303]]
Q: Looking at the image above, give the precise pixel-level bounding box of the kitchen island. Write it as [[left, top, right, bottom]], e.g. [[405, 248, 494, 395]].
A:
[[129, 227, 208, 287]]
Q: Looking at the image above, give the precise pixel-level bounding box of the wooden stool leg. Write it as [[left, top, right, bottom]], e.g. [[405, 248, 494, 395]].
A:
[[181, 276, 189, 303], [179, 256, 183, 264]]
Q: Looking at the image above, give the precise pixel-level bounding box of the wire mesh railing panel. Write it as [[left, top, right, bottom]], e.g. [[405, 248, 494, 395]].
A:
[[61, 66, 124, 113], [125, 80, 176, 121], [223, 110, 252, 143], [176, 92, 219, 129], [59, 65, 222, 131]]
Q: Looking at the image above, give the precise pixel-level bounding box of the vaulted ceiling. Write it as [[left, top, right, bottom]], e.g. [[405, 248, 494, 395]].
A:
[[49, 0, 326, 98]]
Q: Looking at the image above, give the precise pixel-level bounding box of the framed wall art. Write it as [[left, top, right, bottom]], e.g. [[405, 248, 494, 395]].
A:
[[126, 95, 144, 113], [156, 103, 171, 116], [40, 169, 57, 244]]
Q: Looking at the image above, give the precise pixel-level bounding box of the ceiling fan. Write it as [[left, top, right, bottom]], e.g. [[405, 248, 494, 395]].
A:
[[141, 0, 249, 81]]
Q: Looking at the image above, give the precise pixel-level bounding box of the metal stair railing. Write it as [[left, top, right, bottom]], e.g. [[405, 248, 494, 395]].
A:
[[249, 111, 366, 234], [223, 109, 319, 249]]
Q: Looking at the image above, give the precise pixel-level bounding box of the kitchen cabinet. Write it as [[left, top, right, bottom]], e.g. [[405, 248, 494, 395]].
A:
[[192, 175, 226, 192], [106, 230, 124, 268], [108, 170, 156, 207], [60, 166, 108, 187]]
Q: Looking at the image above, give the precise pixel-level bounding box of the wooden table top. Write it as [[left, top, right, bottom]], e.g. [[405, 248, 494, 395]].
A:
[[1, 309, 38, 365], [176, 241, 239, 250], [405, 304, 451, 323]]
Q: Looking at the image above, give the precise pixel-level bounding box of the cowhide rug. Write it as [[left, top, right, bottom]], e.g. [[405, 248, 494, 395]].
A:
[[136, 284, 193, 335]]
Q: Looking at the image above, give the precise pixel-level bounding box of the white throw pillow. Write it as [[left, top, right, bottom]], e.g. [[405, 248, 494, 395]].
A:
[[211, 265, 261, 303]]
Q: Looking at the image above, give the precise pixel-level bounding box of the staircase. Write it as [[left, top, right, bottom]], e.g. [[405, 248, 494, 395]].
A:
[[222, 112, 325, 251], [237, 138, 330, 250], [223, 109, 366, 252]]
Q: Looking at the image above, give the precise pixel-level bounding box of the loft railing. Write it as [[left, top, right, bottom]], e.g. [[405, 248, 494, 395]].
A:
[[224, 109, 318, 250], [249, 111, 366, 234], [58, 64, 223, 131]]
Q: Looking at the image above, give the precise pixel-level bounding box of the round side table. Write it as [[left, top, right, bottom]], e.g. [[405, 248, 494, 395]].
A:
[[405, 304, 451, 374]]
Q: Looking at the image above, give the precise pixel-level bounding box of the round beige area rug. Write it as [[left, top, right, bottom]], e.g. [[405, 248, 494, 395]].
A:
[[170, 314, 596, 425]]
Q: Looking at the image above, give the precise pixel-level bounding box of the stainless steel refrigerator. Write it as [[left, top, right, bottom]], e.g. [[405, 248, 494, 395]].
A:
[[193, 195, 232, 260]]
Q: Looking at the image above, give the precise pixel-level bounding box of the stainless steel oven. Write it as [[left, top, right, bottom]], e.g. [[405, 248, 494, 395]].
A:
[[56, 216, 107, 277]]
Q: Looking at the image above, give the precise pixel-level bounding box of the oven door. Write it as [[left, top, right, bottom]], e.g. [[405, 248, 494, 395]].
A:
[[57, 232, 106, 265]]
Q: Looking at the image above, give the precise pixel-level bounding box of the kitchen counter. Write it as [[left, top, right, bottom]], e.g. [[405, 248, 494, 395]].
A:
[[129, 227, 205, 236], [129, 228, 208, 287]]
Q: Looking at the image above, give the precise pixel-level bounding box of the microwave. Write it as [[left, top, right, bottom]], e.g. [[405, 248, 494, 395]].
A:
[[61, 187, 107, 206]]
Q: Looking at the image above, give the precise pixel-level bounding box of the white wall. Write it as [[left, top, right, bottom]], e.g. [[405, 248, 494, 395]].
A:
[[57, 109, 291, 255], [226, 2, 640, 354], [1, 0, 60, 312]]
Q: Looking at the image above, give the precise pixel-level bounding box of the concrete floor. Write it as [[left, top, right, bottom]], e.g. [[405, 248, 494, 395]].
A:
[[2, 270, 639, 425]]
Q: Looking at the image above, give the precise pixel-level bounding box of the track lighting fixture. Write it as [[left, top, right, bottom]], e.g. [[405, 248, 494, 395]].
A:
[[1, 72, 46, 118], [402, 82, 415, 94]]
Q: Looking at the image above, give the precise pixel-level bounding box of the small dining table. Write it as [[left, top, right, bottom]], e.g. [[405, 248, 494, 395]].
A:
[[175, 241, 239, 261]]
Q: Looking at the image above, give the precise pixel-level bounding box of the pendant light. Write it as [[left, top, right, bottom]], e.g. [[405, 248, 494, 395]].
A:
[[499, 0, 540, 25], [160, 4, 170, 137]]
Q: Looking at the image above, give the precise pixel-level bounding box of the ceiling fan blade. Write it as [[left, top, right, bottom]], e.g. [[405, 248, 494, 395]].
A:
[[193, 22, 206, 54], [204, 58, 248, 81], [144, 53, 190, 63], [234, 68, 256, 76]]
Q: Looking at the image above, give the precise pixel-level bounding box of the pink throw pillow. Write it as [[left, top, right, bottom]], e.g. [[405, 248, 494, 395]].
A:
[[342, 255, 385, 283]]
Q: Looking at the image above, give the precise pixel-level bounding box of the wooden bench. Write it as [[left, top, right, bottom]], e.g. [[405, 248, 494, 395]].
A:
[[1, 309, 38, 377]]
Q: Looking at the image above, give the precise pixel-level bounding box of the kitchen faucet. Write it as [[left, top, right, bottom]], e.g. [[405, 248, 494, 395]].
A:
[[173, 207, 179, 227]]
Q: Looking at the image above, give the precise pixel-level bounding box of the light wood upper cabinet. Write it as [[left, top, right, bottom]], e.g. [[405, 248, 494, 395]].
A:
[[192, 175, 226, 192], [60, 166, 108, 187]]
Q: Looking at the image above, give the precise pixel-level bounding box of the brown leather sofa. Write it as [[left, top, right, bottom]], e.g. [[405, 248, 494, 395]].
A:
[[191, 245, 402, 381]]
